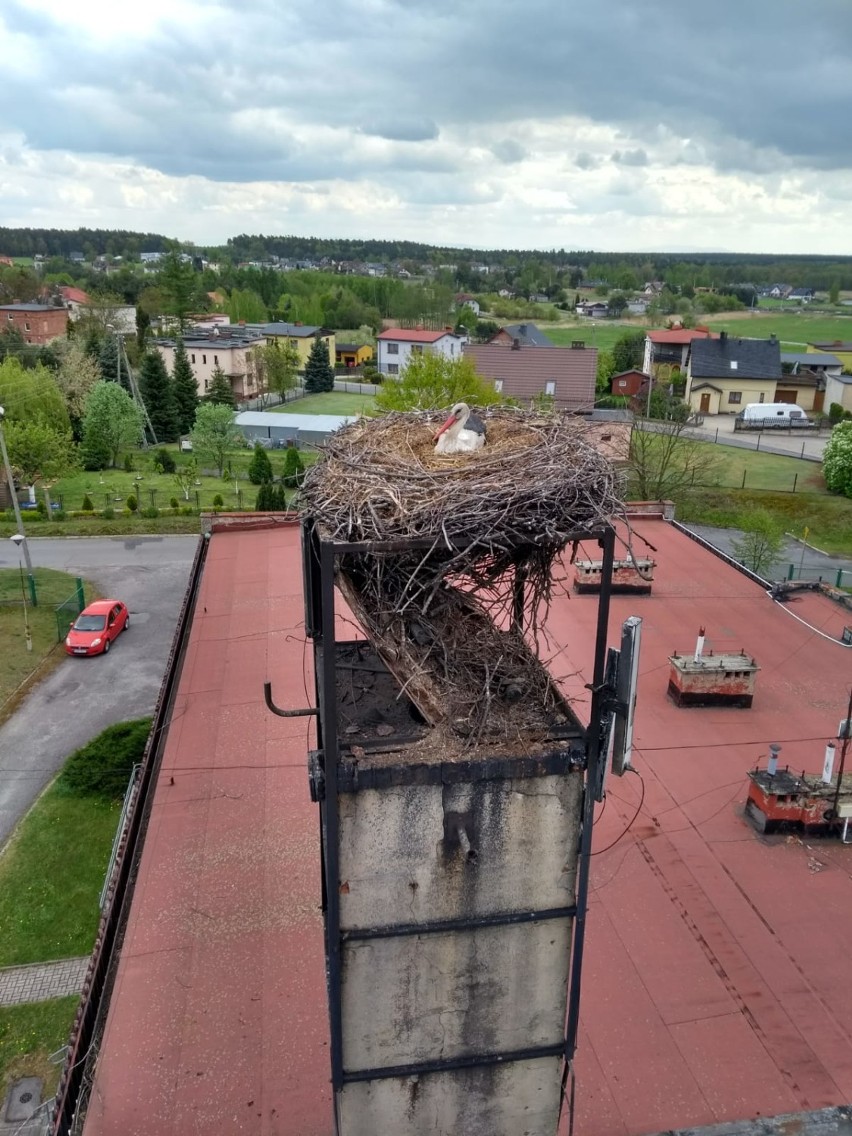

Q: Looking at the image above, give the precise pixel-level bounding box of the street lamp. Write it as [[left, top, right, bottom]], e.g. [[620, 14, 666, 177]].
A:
[[10, 533, 32, 652], [0, 405, 36, 606]]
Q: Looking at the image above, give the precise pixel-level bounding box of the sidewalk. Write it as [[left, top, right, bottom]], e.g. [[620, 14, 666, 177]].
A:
[[0, 957, 88, 1007]]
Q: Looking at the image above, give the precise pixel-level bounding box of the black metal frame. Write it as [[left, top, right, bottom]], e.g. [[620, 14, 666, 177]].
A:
[[299, 516, 616, 1117]]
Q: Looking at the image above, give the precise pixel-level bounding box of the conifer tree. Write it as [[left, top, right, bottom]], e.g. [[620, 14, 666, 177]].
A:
[[282, 445, 305, 487], [171, 337, 199, 434], [206, 364, 236, 407], [303, 336, 334, 393], [255, 482, 275, 511], [138, 349, 179, 442], [273, 484, 287, 510], [248, 442, 273, 484]]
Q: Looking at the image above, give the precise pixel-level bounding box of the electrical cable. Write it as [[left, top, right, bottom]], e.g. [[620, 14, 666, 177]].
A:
[[592, 768, 645, 855]]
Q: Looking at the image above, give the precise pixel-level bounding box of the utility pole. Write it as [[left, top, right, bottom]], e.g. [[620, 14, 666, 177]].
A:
[[0, 406, 37, 605], [832, 687, 852, 823]]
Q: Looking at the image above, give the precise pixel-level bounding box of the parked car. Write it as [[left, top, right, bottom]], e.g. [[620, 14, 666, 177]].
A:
[[65, 600, 130, 657]]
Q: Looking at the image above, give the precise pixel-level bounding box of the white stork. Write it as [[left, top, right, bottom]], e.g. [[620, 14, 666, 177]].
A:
[[433, 403, 486, 454]]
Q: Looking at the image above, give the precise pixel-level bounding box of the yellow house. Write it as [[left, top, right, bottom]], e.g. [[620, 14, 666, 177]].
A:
[[261, 322, 336, 369], [335, 342, 374, 368], [807, 341, 852, 371], [686, 333, 782, 415]]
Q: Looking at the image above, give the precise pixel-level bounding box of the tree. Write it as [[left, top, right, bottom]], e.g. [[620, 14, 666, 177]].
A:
[[191, 403, 241, 476], [303, 336, 334, 393], [730, 510, 784, 577], [4, 420, 74, 492], [829, 279, 841, 305], [596, 350, 617, 395], [159, 251, 197, 328], [98, 335, 121, 385], [171, 338, 200, 434], [628, 419, 719, 501], [823, 421, 852, 497], [0, 358, 72, 437], [55, 342, 101, 440], [375, 353, 503, 412], [81, 381, 144, 469], [247, 339, 300, 403], [255, 482, 276, 511], [77, 293, 126, 338], [607, 292, 628, 318], [227, 288, 268, 323], [611, 330, 646, 374], [206, 365, 236, 407], [282, 445, 305, 487], [248, 442, 273, 484], [138, 349, 179, 442], [173, 457, 198, 501]]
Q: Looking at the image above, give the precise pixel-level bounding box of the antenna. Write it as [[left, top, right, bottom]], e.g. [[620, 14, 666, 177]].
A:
[[611, 616, 642, 777]]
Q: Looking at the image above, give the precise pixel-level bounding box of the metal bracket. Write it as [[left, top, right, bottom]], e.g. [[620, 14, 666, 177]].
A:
[[263, 681, 318, 718]]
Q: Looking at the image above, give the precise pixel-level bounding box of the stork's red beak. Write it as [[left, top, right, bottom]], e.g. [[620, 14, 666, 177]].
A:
[[433, 412, 457, 441]]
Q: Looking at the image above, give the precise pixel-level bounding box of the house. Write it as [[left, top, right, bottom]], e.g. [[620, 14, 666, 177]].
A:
[[497, 288, 515, 298], [69, 251, 86, 264], [642, 328, 717, 376], [610, 369, 651, 406], [807, 341, 852, 372], [463, 341, 596, 411], [789, 288, 815, 303], [643, 281, 664, 295], [488, 323, 554, 347], [777, 352, 841, 414], [782, 352, 842, 378], [824, 373, 852, 414], [529, 293, 550, 305], [685, 333, 781, 415], [57, 285, 91, 318], [0, 303, 67, 344], [576, 300, 609, 319], [155, 326, 266, 401], [252, 323, 336, 370], [627, 298, 650, 316], [376, 328, 466, 376], [454, 294, 481, 317], [768, 284, 792, 299], [336, 343, 374, 368]]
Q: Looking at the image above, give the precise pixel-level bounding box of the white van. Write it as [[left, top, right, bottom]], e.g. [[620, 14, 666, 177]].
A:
[[737, 403, 812, 428]]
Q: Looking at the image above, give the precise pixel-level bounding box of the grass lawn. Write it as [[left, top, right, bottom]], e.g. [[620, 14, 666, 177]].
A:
[[0, 782, 120, 967], [0, 996, 79, 1100], [0, 568, 92, 718], [546, 323, 649, 352], [270, 391, 376, 416], [692, 442, 826, 493], [703, 312, 852, 346]]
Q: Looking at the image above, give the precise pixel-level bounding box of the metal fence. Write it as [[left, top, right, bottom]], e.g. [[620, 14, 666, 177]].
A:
[[784, 564, 852, 589], [54, 580, 86, 641]]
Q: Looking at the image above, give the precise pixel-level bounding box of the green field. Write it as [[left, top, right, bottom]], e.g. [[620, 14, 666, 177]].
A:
[[0, 997, 79, 1100], [704, 313, 852, 346], [0, 568, 92, 717], [0, 782, 120, 966], [271, 391, 376, 416], [546, 322, 648, 351], [688, 442, 826, 494]]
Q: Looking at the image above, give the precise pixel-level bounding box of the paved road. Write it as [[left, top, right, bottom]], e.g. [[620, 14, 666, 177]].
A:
[[683, 523, 852, 582], [0, 536, 198, 849], [637, 416, 828, 460]]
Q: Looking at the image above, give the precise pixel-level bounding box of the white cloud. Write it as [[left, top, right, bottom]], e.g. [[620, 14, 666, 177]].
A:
[[1, 0, 852, 251]]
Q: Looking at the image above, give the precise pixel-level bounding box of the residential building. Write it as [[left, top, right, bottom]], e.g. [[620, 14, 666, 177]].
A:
[[464, 341, 596, 410], [778, 352, 842, 414], [454, 293, 481, 316], [789, 287, 815, 303], [57, 286, 91, 319], [529, 292, 550, 304], [489, 323, 554, 347], [335, 343, 374, 368], [824, 373, 852, 414], [253, 323, 336, 370], [768, 283, 792, 299], [685, 333, 781, 415], [807, 341, 852, 371], [0, 303, 67, 344], [642, 328, 717, 376], [155, 326, 266, 400], [610, 369, 651, 407], [376, 328, 466, 376], [576, 300, 609, 318]]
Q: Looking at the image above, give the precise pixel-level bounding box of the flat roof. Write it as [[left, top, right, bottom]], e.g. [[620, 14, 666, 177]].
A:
[[81, 517, 852, 1136]]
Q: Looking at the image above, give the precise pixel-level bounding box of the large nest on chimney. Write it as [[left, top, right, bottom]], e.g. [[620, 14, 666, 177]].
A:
[[300, 407, 624, 743]]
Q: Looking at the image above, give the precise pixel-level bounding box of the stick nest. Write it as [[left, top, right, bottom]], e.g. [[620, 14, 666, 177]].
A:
[[301, 407, 625, 745]]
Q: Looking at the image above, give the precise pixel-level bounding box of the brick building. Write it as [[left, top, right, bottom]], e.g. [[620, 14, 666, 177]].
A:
[[0, 303, 68, 344]]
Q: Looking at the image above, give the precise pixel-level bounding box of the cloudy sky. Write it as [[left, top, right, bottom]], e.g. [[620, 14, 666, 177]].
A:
[[1, 0, 851, 253]]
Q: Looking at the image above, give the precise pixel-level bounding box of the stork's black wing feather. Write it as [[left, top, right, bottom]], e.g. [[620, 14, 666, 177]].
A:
[[466, 413, 486, 435]]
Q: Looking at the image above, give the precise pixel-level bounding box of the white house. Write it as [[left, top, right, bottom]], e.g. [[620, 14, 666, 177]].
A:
[[376, 328, 467, 376]]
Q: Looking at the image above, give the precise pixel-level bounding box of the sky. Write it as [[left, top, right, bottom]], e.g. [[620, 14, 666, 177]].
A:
[[1, 0, 851, 254]]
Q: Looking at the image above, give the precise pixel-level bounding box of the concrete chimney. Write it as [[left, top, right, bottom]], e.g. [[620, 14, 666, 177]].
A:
[[767, 743, 781, 777], [693, 626, 706, 664]]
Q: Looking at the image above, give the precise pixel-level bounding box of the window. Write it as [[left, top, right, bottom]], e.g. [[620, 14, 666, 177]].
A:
[[728, 392, 742, 404], [729, 360, 738, 370], [5, 314, 11, 321], [191, 354, 196, 363], [387, 342, 399, 354], [450, 343, 455, 354], [24, 322, 30, 331], [759, 392, 765, 403], [202, 354, 207, 364], [545, 381, 556, 396], [494, 379, 503, 393], [387, 364, 399, 375], [411, 345, 423, 355], [204, 380, 209, 391], [214, 355, 219, 364]]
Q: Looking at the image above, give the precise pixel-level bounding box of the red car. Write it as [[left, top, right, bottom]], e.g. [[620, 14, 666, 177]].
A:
[[65, 600, 130, 657]]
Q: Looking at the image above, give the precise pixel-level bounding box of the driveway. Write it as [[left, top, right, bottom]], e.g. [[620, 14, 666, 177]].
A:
[[684, 414, 827, 460], [0, 535, 198, 849]]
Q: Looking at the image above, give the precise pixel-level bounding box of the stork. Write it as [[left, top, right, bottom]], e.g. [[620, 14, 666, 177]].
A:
[[433, 403, 486, 454]]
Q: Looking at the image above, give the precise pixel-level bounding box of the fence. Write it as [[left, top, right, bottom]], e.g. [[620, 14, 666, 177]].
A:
[[54, 579, 86, 640], [784, 563, 852, 589]]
